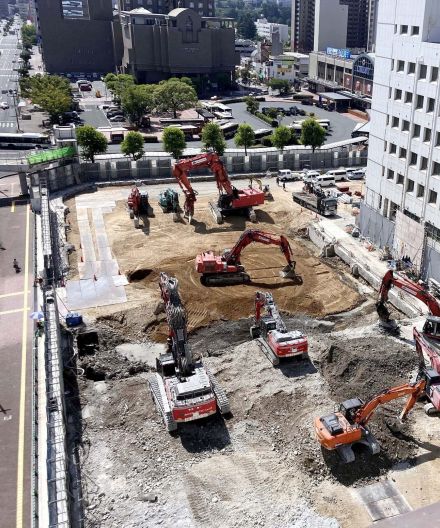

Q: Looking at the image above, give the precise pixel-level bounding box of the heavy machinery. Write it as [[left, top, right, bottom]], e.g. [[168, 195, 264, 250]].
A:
[[195, 229, 297, 286], [250, 291, 308, 365], [127, 184, 150, 228], [148, 273, 230, 432], [376, 269, 440, 327], [314, 378, 426, 463], [171, 152, 265, 224], [292, 182, 338, 217], [158, 188, 179, 221]]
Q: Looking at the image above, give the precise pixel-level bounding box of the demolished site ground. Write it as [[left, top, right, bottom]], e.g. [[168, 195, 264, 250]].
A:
[[62, 182, 440, 528]]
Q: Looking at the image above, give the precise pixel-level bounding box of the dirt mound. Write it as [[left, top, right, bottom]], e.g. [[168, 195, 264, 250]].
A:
[[316, 337, 418, 401]]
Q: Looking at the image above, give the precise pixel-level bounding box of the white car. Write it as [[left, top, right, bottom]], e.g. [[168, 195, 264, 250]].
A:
[[109, 115, 125, 122], [0, 102, 9, 109]]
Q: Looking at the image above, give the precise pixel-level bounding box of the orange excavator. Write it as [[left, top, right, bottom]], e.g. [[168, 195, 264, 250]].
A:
[[171, 152, 265, 224], [127, 184, 151, 228], [315, 377, 426, 463], [195, 229, 297, 286], [250, 291, 308, 365]]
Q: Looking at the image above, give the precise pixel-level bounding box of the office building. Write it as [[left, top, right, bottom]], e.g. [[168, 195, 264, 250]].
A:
[[360, 0, 440, 280], [367, 0, 378, 52], [314, 0, 349, 51], [0, 0, 9, 18], [291, 0, 315, 53], [119, 7, 239, 84], [263, 51, 309, 83], [34, 0, 116, 75], [255, 17, 289, 45], [117, 0, 214, 17]]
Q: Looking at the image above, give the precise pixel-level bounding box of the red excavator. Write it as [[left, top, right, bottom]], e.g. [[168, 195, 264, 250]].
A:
[[195, 229, 297, 286], [314, 377, 426, 463], [127, 184, 150, 228], [148, 272, 230, 432], [171, 152, 265, 224], [250, 291, 308, 365]]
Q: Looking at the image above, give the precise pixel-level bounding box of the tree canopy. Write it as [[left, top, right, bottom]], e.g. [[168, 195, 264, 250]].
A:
[[19, 74, 72, 120], [121, 84, 155, 126], [301, 118, 326, 152], [103, 73, 135, 101], [234, 123, 255, 156], [201, 123, 227, 156], [163, 127, 186, 159], [268, 78, 290, 95], [244, 95, 259, 114], [76, 125, 108, 163], [21, 23, 37, 49], [121, 131, 145, 160], [271, 125, 292, 151], [155, 79, 198, 119], [237, 13, 257, 40]]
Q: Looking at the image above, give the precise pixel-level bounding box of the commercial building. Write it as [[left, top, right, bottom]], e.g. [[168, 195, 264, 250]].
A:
[[291, 0, 315, 53], [34, 0, 117, 75], [314, 0, 348, 51], [117, 0, 214, 17], [360, 0, 440, 280], [119, 7, 238, 84], [263, 51, 308, 83], [255, 17, 289, 45]]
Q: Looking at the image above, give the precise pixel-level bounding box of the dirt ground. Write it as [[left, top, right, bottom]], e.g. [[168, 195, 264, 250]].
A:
[[63, 183, 440, 528]]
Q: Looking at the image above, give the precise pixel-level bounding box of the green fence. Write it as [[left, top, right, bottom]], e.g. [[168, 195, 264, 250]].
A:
[[27, 146, 77, 166]]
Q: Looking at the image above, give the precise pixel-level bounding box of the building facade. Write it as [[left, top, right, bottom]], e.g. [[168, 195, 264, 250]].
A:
[[314, 0, 348, 51], [34, 0, 116, 75], [366, 0, 378, 52], [263, 51, 309, 83], [119, 8, 238, 84], [291, 0, 315, 53], [361, 0, 440, 280], [255, 17, 289, 45], [117, 0, 214, 17]]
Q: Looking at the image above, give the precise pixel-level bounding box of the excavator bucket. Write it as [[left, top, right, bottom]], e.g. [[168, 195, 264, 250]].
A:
[[376, 301, 391, 323], [280, 263, 296, 279]]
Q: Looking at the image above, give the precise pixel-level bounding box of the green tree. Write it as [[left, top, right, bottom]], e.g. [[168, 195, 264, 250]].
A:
[[163, 127, 186, 159], [103, 73, 135, 101], [155, 79, 198, 118], [21, 23, 36, 49], [237, 13, 257, 40], [121, 84, 155, 126], [201, 122, 227, 156], [268, 78, 290, 95], [121, 131, 145, 160], [234, 123, 255, 156], [272, 125, 292, 151], [20, 49, 31, 64], [301, 118, 326, 168], [241, 66, 251, 86], [244, 95, 259, 114], [19, 74, 72, 121], [76, 125, 108, 163]]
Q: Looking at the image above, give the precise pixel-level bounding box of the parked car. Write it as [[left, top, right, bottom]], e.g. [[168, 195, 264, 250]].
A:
[[347, 169, 366, 180], [0, 101, 9, 109], [107, 110, 124, 118], [289, 106, 299, 116], [109, 115, 126, 122], [297, 108, 306, 116], [301, 99, 313, 105], [277, 169, 302, 182]]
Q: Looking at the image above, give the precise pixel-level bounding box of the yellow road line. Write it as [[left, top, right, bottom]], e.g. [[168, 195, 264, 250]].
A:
[[0, 307, 23, 315], [11, 200, 15, 213], [0, 291, 25, 299], [16, 204, 29, 528]]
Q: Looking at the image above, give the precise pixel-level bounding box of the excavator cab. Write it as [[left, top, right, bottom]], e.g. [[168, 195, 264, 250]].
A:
[[338, 398, 364, 424], [423, 316, 440, 339]]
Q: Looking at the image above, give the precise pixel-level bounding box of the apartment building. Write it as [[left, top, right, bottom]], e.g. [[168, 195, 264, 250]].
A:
[[291, 0, 315, 53], [255, 17, 289, 45], [361, 0, 440, 280]]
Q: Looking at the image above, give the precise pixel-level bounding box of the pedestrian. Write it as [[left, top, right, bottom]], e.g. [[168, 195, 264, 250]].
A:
[[276, 177, 279, 186], [283, 182, 286, 191]]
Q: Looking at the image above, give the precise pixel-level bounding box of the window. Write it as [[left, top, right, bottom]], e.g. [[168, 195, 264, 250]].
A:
[[408, 62, 416, 74], [397, 60, 405, 72], [437, 132, 440, 146], [406, 179, 414, 192], [413, 124, 421, 138], [411, 26, 420, 36], [416, 95, 424, 109], [386, 115, 390, 126], [428, 98, 435, 113], [392, 116, 399, 128], [390, 143, 397, 154], [424, 128, 432, 142], [399, 147, 407, 159], [410, 152, 418, 165], [402, 120, 410, 131], [433, 162, 440, 175], [395, 89, 402, 100], [421, 156, 428, 170], [405, 91, 413, 104], [387, 169, 394, 180], [401, 25, 408, 34], [417, 184, 425, 198], [429, 190, 438, 204], [431, 67, 439, 82], [419, 64, 427, 79], [397, 173, 404, 185]]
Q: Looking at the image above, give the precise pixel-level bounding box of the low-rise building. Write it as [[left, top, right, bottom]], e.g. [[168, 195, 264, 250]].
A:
[[119, 7, 239, 85], [263, 51, 308, 83], [235, 38, 257, 58], [255, 17, 289, 44]]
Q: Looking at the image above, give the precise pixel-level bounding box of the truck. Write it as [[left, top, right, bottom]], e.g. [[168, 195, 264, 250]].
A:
[[292, 191, 337, 216]]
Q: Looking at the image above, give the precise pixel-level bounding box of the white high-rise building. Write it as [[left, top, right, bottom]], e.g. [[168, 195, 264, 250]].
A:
[[361, 0, 440, 280]]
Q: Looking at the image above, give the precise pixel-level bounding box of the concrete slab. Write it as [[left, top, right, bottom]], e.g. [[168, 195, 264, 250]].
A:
[[358, 481, 411, 522]]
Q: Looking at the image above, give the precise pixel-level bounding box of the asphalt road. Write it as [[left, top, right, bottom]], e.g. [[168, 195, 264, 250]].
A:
[[0, 200, 33, 528], [0, 32, 21, 134]]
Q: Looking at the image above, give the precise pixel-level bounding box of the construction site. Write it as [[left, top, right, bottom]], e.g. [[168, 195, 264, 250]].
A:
[[53, 160, 440, 528]]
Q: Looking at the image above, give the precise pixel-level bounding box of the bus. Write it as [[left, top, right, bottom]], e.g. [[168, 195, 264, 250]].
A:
[[254, 128, 273, 141], [0, 132, 51, 149], [201, 101, 233, 119], [219, 122, 239, 138], [159, 117, 205, 132]]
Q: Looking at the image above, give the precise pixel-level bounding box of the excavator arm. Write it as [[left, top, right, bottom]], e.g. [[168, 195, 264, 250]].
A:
[[355, 379, 426, 426], [254, 291, 287, 332], [377, 270, 440, 322], [172, 162, 198, 222], [159, 272, 194, 378]]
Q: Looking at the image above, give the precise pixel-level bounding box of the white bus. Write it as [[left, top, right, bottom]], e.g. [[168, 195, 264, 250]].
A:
[[0, 132, 51, 149], [219, 122, 239, 138], [202, 101, 233, 119]]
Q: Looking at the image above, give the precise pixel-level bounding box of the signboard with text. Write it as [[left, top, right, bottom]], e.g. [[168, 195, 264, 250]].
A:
[[326, 47, 351, 59]]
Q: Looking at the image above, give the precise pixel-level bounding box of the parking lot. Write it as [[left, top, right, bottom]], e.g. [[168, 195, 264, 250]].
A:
[[72, 81, 361, 153]]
